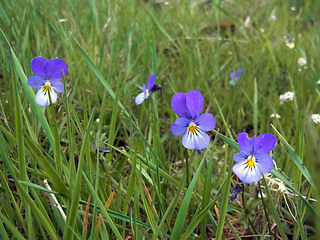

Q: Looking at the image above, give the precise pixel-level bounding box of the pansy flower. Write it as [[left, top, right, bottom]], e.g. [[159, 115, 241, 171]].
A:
[[232, 132, 277, 184], [27, 56, 67, 107], [170, 90, 216, 150], [229, 68, 244, 86], [285, 36, 295, 49], [135, 74, 161, 105]]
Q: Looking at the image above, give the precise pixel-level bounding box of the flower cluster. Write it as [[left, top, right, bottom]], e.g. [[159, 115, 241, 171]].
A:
[[279, 91, 294, 104], [270, 113, 281, 119], [311, 114, 320, 124], [233, 132, 277, 183], [27, 57, 67, 107], [26, 56, 279, 186], [170, 90, 216, 150], [297, 57, 307, 71]]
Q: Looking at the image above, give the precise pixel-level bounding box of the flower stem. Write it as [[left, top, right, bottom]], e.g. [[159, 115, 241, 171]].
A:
[[186, 152, 189, 187], [242, 185, 257, 234], [48, 93, 62, 175], [258, 181, 273, 238]]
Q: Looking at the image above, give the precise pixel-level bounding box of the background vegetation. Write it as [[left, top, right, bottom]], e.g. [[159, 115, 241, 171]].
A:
[[0, 0, 319, 239]]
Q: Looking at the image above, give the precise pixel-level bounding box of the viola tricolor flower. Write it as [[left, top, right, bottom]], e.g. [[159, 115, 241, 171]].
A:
[[27, 56, 67, 107], [135, 74, 161, 105], [170, 90, 216, 150], [229, 68, 244, 86], [232, 132, 277, 184], [230, 183, 244, 201], [285, 36, 295, 49]]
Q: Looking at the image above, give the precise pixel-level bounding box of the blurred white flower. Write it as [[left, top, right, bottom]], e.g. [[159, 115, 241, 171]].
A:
[[311, 114, 320, 124], [298, 57, 307, 71], [297, 57, 307, 66], [290, 6, 296, 11], [270, 113, 281, 119], [280, 91, 294, 104], [317, 80, 320, 85], [95, 118, 100, 123]]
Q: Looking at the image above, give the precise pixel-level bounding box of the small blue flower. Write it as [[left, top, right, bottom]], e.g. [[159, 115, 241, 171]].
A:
[[135, 74, 160, 105], [232, 132, 277, 184], [229, 68, 244, 86], [27, 56, 67, 107], [170, 90, 216, 150]]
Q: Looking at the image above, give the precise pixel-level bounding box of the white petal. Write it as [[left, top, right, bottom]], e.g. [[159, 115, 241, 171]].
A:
[[135, 92, 146, 105], [182, 129, 210, 150], [35, 89, 57, 107], [232, 161, 261, 184]]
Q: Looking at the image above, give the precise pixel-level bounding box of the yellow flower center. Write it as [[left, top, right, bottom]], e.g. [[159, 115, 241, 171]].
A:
[[188, 122, 198, 134], [42, 82, 52, 93], [234, 77, 238, 82], [246, 155, 256, 168]]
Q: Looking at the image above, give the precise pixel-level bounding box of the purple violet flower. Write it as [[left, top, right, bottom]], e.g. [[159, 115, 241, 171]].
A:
[[27, 56, 67, 107], [135, 74, 160, 105], [229, 68, 244, 86], [232, 132, 277, 184], [170, 90, 216, 150]]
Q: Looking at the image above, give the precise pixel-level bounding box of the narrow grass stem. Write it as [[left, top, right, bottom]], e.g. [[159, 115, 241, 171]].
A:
[[258, 181, 274, 238]]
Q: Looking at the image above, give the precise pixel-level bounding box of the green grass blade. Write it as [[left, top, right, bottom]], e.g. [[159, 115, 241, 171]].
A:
[[170, 155, 205, 239], [82, 173, 123, 240], [181, 193, 222, 240], [215, 156, 233, 239], [262, 175, 289, 240], [271, 124, 314, 187]]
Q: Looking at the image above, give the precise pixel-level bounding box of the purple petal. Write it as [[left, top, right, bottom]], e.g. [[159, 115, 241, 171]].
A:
[[255, 153, 274, 173], [253, 133, 277, 154], [171, 118, 190, 136], [31, 56, 47, 78], [44, 58, 68, 79], [27, 76, 46, 89], [233, 151, 249, 163], [135, 92, 145, 105], [229, 72, 235, 79], [186, 90, 204, 119], [147, 74, 155, 90], [50, 79, 64, 93], [236, 68, 244, 78], [35, 88, 57, 107], [195, 113, 216, 131], [237, 132, 253, 152], [182, 129, 210, 150], [232, 161, 261, 184], [171, 93, 192, 118]]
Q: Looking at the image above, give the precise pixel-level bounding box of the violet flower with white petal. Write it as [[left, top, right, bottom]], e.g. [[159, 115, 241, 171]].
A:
[[232, 132, 277, 184], [170, 90, 216, 150], [135, 74, 160, 105], [229, 68, 244, 86], [27, 56, 67, 107]]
